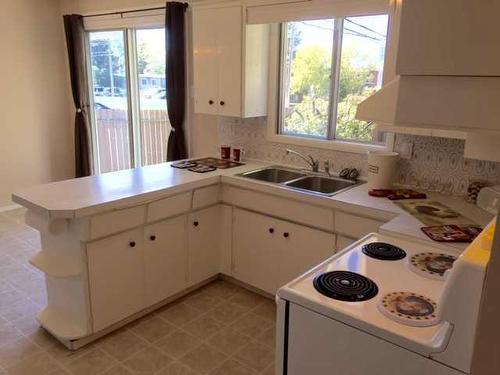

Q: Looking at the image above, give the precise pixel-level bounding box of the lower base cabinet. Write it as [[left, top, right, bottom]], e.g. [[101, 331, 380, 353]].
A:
[[188, 206, 221, 286], [144, 215, 188, 306], [87, 214, 190, 331], [232, 208, 336, 294], [85, 204, 337, 333], [87, 228, 145, 332], [336, 235, 357, 251]]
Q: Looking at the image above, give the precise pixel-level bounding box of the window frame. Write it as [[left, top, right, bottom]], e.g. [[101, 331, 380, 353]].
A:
[[267, 14, 395, 154]]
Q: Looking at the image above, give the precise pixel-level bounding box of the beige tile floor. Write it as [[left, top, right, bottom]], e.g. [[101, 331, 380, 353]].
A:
[[0, 208, 276, 375]]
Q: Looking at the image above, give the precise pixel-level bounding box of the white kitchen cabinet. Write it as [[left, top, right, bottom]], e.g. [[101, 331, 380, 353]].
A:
[[188, 205, 221, 286], [192, 5, 269, 117], [191, 6, 218, 115], [396, 0, 500, 76], [87, 228, 144, 332], [334, 211, 384, 240], [232, 209, 336, 294], [281, 219, 336, 282], [143, 215, 188, 306], [232, 209, 279, 293], [336, 235, 356, 251], [222, 185, 334, 232]]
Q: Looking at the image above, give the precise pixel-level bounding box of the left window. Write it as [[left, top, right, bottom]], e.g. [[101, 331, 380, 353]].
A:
[[87, 28, 170, 174]]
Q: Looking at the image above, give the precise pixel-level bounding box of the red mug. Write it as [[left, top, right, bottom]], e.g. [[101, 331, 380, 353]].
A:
[[221, 146, 231, 160], [233, 148, 242, 162]]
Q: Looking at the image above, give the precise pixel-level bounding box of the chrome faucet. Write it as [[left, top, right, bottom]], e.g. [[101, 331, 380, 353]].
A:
[[285, 148, 319, 172], [324, 160, 332, 176]]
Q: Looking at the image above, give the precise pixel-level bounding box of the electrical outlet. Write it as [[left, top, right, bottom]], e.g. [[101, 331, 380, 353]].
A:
[[398, 141, 413, 160]]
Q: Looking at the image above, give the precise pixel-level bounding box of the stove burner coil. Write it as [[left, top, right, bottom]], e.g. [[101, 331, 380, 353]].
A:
[[313, 271, 379, 302], [362, 242, 407, 261]]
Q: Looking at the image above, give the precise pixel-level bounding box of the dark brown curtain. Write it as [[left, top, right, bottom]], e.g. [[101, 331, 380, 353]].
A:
[[166, 2, 188, 161], [63, 14, 92, 177]]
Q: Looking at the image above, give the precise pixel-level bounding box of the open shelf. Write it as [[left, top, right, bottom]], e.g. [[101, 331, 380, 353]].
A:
[[30, 251, 82, 278], [38, 307, 88, 340]]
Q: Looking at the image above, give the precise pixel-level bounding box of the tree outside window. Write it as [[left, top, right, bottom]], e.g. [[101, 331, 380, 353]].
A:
[[279, 15, 389, 144]]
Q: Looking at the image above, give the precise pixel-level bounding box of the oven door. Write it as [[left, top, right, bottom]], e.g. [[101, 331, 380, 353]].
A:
[[282, 303, 460, 375]]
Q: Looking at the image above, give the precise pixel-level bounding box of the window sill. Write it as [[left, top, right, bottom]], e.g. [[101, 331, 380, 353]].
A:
[[266, 133, 393, 154]]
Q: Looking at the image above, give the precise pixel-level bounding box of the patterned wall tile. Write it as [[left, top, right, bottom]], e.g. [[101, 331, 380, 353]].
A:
[[395, 134, 500, 196], [216, 117, 500, 196]]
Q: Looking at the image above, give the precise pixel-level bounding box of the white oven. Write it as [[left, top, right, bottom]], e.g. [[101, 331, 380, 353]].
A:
[[275, 230, 493, 375]]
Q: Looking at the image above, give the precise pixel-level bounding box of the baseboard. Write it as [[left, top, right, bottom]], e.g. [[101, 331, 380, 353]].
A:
[[46, 273, 274, 351], [56, 275, 220, 350], [221, 274, 275, 300]]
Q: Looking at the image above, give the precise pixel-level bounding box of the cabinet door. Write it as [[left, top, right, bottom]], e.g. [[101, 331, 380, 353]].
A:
[[336, 235, 356, 251], [188, 206, 221, 286], [192, 7, 218, 114], [143, 215, 187, 306], [215, 6, 242, 117], [278, 221, 336, 287], [87, 228, 144, 332], [232, 209, 280, 294], [233, 209, 336, 295], [397, 0, 500, 76]]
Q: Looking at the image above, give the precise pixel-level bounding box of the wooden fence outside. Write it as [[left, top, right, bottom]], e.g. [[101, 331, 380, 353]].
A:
[[95, 109, 171, 173]]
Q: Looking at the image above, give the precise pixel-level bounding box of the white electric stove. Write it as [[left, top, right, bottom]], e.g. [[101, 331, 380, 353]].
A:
[[276, 231, 492, 375]]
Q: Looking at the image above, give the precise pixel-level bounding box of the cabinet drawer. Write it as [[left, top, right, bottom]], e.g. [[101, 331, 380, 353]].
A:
[[334, 211, 384, 239], [222, 186, 334, 232], [192, 185, 220, 210], [147, 192, 192, 223], [90, 205, 146, 239]]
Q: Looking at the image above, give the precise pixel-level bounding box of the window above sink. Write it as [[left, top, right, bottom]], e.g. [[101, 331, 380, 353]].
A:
[[264, 2, 397, 155]]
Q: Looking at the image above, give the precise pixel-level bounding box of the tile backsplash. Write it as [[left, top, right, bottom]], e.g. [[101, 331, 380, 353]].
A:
[[215, 116, 500, 196]]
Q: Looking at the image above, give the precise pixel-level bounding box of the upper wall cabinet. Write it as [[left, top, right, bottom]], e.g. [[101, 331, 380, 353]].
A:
[[396, 0, 500, 76], [192, 5, 269, 118]]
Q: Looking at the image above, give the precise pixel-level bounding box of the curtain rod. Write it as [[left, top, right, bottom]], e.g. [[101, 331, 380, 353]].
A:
[[83, 3, 188, 18]]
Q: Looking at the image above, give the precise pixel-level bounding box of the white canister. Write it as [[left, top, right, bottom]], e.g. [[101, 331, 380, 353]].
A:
[[367, 151, 399, 189]]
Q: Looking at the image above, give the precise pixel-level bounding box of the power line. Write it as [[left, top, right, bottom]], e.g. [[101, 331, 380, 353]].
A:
[[344, 27, 383, 42], [345, 18, 386, 38], [298, 21, 334, 31], [297, 21, 383, 42]]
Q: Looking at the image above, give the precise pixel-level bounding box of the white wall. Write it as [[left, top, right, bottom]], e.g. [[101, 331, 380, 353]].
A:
[[0, 0, 74, 208]]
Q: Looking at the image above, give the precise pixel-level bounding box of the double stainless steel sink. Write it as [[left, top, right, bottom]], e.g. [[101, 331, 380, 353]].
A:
[[238, 166, 360, 196]]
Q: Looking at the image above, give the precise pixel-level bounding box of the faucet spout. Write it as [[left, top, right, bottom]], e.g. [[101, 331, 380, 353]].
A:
[[285, 148, 319, 172]]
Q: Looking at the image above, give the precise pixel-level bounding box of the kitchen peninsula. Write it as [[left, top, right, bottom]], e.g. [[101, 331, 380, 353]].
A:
[[12, 160, 492, 349]]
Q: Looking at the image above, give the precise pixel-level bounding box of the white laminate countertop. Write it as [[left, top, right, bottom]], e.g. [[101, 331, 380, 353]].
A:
[[12, 158, 494, 250], [12, 160, 265, 219]]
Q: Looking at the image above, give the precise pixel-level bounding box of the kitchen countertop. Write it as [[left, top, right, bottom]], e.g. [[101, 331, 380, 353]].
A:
[[12, 158, 494, 250], [12, 160, 264, 219]]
